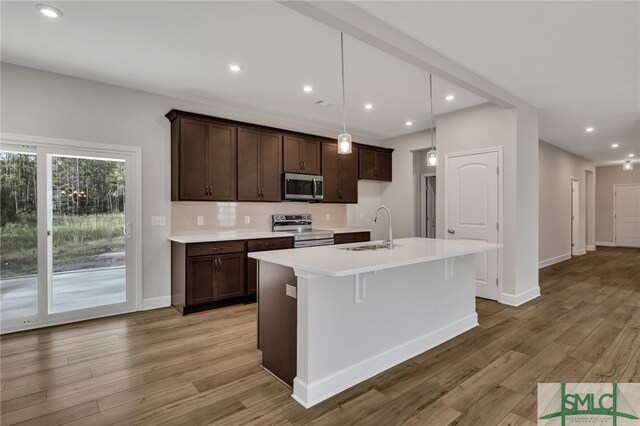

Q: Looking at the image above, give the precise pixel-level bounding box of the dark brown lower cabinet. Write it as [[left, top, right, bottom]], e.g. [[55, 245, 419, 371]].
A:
[[333, 231, 371, 245], [246, 237, 294, 296], [171, 241, 247, 315]]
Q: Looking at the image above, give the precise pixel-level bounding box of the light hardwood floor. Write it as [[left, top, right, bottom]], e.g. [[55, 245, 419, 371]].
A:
[[1, 247, 639, 425]]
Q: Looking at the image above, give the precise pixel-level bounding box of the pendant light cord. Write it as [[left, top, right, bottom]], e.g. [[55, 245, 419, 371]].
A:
[[429, 73, 435, 149], [341, 32, 346, 134]]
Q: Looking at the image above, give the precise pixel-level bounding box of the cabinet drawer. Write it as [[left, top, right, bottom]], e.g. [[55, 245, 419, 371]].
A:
[[247, 237, 293, 252], [187, 240, 245, 257], [334, 232, 370, 245]]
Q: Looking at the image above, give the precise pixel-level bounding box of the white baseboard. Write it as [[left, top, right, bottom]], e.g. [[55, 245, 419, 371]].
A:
[[142, 296, 171, 310], [596, 241, 615, 247], [292, 313, 478, 408], [501, 287, 541, 307], [539, 253, 571, 269], [587, 245, 596, 251], [572, 249, 587, 256]]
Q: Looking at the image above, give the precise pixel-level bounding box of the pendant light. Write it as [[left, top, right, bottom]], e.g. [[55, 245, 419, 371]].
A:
[[337, 33, 352, 154], [427, 73, 438, 166], [623, 160, 634, 171]]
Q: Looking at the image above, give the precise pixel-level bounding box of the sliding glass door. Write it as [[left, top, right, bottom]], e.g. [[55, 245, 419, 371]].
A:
[[1, 141, 139, 332]]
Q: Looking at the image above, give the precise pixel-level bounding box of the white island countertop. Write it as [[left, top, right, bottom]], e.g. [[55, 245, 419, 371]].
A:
[[249, 237, 501, 277]]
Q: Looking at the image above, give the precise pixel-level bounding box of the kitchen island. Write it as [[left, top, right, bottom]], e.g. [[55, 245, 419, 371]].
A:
[[249, 237, 501, 408]]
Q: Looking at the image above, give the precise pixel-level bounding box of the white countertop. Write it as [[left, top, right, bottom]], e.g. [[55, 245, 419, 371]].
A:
[[248, 237, 502, 277], [169, 227, 370, 243], [169, 230, 294, 244]]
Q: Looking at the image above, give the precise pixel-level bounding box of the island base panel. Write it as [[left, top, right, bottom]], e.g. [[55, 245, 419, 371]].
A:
[[293, 254, 477, 408], [257, 261, 297, 387]]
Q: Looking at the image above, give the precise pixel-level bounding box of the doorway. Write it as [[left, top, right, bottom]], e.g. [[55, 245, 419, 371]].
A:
[[420, 174, 436, 238], [445, 148, 501, 301], [571, 179, 580, 256], [614, 184, 640, 247], [1, 136, 141, 333]]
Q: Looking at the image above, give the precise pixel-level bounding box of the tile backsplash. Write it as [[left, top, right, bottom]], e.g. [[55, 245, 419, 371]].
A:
[[171, 202, 347, 233]]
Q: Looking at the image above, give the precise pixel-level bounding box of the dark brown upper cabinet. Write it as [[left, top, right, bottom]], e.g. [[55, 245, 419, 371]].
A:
[[359, 147, 392, 182], [168, 114, 237, 201], [321, 142, 359, 203], [283, 136, 321, 175], [237, 128, 282, 201]]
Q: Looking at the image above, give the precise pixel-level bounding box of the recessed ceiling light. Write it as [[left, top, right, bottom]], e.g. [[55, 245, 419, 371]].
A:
[[364, 104, 373, 110], [585, 127, 595, 133], [611, 143, 619, 148], [36, 4, 63, 18], [630, 154, 636, 158], [444, 95, 455, 101], [303, 85, 313, 93], [405, 121, 413, 126], [229, 64, 242, 72]]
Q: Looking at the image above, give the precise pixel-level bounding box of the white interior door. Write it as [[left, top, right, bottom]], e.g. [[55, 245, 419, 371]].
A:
[[615, 184, 640, 247], [446, 151, 499, 300], [571, 180, 580, 255]]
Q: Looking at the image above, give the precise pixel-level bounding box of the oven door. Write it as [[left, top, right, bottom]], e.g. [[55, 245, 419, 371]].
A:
[[283, 173, 323, 200]]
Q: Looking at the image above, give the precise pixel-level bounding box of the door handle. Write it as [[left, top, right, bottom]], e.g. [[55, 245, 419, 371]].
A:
[[312, 178, 317, 197], [447, 229, 456, 234]]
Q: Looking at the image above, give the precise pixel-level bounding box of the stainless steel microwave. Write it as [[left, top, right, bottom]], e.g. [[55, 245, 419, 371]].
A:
[[282, 173, 323, 201]]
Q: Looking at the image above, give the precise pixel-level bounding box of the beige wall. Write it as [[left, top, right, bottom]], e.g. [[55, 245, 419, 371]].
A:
[[378, 129, 435, 240], [0, 63, 381, 305], [595, 165, 640, 244], [538, 141, 595, 266], [434, 103, 539, 302]]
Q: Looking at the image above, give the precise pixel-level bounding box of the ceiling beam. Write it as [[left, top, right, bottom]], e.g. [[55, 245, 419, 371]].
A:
[[279, 1, 534, 110]]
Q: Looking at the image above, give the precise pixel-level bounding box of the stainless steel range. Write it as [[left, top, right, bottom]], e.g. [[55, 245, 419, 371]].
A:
[[272, 214, 334, 248]]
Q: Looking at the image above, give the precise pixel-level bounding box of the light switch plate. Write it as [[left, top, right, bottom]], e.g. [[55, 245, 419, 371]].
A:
[[285, 284, 297, 299], [151, 216, 166, 227], [325, 213, 330, 221], [244, 216, 250, 224], [197, 216, 204, 226]]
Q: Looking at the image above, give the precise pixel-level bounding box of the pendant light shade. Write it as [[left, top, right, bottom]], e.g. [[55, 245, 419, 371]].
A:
[[623, 160, 634, 171], [337, 33, 352, 154], [426, 73, 437, 166]]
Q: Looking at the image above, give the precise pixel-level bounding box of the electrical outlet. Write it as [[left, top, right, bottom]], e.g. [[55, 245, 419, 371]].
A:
[[151, 216, 166, 227], [244, 216, 250, 224], [197, 216, 204, 226], [325, 214, 330, 221]]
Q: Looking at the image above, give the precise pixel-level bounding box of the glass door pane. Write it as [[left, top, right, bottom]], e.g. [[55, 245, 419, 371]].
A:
[[49, 155, 127, 313], [0, 149, 39, 321]]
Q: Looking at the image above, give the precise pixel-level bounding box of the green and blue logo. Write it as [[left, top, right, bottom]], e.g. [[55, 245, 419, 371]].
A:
[[538, 383, 639, 425]]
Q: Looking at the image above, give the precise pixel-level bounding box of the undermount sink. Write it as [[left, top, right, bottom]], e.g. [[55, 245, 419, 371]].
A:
[[338, 243, 399, 251]]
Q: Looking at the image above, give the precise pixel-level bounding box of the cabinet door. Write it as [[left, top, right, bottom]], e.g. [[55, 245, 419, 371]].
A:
[[208, 124, 237, 200], [283, 135, 303, 173], [237, 128, 261, 201], [187, 256, 216, 305], [340, 147, 359, 203], [321, 143, 342, 202], [259, 132, 282, 201], [358, 148, 377, 180], [376, 151, 392, 181], [215, 253, 245, 300], [301, 139, 321, 175], [247, 257, 257, 296], [179, 119, 209, 200]]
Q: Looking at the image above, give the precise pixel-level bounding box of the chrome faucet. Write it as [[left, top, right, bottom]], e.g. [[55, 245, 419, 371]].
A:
[[372, 205, 394, 249]]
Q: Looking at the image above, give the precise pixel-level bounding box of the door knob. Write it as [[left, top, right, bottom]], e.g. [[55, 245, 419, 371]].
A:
[[447, 229, 456, 234]]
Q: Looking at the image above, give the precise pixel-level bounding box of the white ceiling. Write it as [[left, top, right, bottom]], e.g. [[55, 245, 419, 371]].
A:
[[357, 1, 640, 166], [0, 1, 488, 141]]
